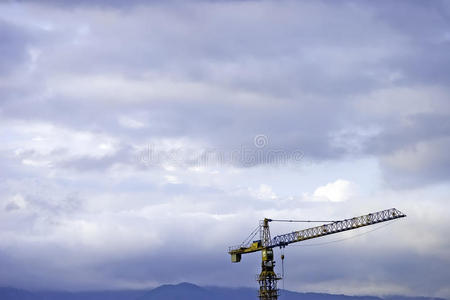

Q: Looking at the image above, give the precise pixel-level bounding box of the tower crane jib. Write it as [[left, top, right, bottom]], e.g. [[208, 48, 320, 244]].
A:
[[228, 208, 406, 300]]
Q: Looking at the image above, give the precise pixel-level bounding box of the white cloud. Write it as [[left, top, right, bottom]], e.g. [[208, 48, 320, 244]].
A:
[[118, 116, 146, 129], [313, 179, 355, 202], [6, 120, 118, 158], [251, 184, 278, 200], [164, 175, 180, 184], [4, 194, 27, 211]]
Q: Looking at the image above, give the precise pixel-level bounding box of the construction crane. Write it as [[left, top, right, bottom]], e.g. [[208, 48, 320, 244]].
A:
[[228, 208, 406, 300]]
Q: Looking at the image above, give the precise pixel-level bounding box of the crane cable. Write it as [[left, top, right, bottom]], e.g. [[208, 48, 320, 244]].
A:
[[281, 248, 285, 291], [239, 224, 260, 247], [278, 219, 400, 297], [290, 218, 401, 247], [271, 219, 338, 223], [238, 220, 336, 248]]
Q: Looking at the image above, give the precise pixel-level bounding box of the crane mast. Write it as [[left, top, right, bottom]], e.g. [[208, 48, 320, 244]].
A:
[[258, 218, 280, 299], [228, 208, 406, 300]]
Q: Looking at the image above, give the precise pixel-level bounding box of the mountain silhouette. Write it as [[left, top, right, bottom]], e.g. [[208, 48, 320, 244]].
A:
[[0, 283, 445, 300]]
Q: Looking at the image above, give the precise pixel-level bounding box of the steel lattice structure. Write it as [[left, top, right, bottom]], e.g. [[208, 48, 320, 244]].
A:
[[228, 208, 406, 300], [270, 208, 405, 248]]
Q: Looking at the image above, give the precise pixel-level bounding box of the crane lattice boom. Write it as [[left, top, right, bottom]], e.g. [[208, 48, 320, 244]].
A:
[[228, 208, 406, 300], [270, 207, 405, 248], [229, 208, 405, 259]]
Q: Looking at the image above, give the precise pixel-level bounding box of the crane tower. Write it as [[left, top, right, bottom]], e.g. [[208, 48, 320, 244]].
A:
[[228, 208, 406, 300]]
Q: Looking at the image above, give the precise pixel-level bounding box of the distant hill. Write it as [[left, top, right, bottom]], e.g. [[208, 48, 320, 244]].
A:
[[0, 287, 37, 300], [0, 283, 446, 300], [136, 282, 256, 300], [0, 287, 146, 300]]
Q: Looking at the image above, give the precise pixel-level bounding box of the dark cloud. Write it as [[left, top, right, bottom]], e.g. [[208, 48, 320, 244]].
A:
[[13, 0, 150, 9], [0, 0, 449, 297], [0, 0, 448, 184], [282, 243, 450, 297], [57, 144, 136, 171], [0, 20, 30, 75]]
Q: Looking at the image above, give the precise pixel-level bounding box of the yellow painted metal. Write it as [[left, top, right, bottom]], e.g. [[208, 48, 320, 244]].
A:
[[229, 240, 263, 257], [229, 208, 406, 261], [228, 208, 406, 300]]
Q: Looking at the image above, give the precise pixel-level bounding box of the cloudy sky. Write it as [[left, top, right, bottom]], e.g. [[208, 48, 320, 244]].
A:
[[1, 0, 450, 298]]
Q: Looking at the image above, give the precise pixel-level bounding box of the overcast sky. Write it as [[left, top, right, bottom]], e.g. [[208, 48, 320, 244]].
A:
[[1, 0, 450, 298]]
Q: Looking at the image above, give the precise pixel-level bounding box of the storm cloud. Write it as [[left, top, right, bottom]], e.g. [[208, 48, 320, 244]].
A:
[[0, 0, 449, 298]]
